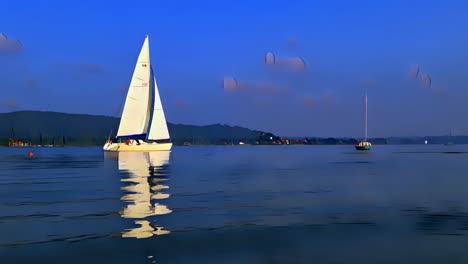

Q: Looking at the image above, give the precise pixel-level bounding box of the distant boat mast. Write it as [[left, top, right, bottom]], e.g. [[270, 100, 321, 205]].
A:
[[365, 93, 368, 140], [355, 93, 371, 151]]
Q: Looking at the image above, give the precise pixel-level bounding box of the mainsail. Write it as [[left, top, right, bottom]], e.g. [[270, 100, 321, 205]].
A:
[[147, 67, 170, 141], [117, 36, 152, 138]]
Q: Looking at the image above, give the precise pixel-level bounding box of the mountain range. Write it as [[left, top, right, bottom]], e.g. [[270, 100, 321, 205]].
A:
[[0, 111, 464, 146], [0, 111, 277, 146]]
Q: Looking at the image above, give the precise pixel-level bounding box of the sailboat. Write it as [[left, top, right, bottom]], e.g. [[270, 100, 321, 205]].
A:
[[444, 129, 455, 146], [355, 93, 372, 151], [103, 36, 172, 152]]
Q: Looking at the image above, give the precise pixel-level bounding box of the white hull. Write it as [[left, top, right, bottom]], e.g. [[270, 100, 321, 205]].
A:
[[103, 141, 172, 152]]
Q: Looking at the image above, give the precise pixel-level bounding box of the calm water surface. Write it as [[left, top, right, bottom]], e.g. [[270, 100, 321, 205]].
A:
[[1, 145, 468, 263]]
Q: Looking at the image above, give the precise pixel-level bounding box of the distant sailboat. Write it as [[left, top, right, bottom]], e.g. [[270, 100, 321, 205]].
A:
[[444, 129, 454, 146], [355, 93, 372, 151], [103, 36, 172, 152]]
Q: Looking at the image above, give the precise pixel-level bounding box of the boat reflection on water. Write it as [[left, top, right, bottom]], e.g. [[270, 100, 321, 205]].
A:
[[117, 151, 172, 239]]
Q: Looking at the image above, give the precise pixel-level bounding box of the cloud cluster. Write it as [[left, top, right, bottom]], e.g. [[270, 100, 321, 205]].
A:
[[0, 33, 22, 54], [301, 92, 337, 110], [431, 86, 448, 96], [223, 38, 338, 119], [1, 98, 21, 111], [303, 96, 315, 109], [174, 100, 189, 109], [322, 92, 336, 105], [223, 77, 239, 92], [223, 77, 288, 95], [409, 64, 432, 89], [224, 40, 307, 96], [420, 74, 431, 89], [78, 63, 105, 74], [409, 64, 420, 80], [409, 64, 447, 96], [264, 52, 306, 71]]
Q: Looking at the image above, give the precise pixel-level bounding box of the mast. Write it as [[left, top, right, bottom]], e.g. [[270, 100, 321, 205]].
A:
[[365, 93, 368, 140]]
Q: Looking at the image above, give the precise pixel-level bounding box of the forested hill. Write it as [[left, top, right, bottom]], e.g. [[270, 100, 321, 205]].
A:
[[0, 111, 277, 145]]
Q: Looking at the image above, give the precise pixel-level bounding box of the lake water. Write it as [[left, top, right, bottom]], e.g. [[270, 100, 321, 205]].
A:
[[1, 145, 468, 263]]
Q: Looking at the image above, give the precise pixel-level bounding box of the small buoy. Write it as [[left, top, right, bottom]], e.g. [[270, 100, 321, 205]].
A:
[[28, 151, 33, 158]]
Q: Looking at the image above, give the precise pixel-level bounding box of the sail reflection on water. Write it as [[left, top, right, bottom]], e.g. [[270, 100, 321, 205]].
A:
[[117, 151, 172, 238]]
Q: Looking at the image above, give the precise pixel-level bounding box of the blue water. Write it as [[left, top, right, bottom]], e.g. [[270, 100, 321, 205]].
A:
[[2, 145, 468, 263]]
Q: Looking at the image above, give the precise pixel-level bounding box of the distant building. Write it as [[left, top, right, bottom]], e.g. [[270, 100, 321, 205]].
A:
[[8, 138, 30, 147]]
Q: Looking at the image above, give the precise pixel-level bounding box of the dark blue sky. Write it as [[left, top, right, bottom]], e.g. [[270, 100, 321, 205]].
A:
[[1, 1, 468, 137]]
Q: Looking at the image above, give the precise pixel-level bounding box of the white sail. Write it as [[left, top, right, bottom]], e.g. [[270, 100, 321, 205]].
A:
[[117, 36, 151, 138], [147, 67, 170, 140]]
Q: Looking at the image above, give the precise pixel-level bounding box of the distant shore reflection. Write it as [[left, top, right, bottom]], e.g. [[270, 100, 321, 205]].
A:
[[117, 151, 172, 239]]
